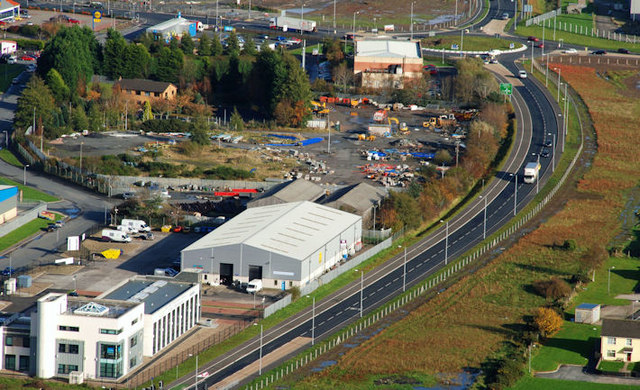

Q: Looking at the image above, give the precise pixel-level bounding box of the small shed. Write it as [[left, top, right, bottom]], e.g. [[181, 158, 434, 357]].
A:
[[575, 303, 601, 324]]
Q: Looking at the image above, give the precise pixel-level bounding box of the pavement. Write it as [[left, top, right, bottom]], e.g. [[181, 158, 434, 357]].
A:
[[536, 365, 640, 385]]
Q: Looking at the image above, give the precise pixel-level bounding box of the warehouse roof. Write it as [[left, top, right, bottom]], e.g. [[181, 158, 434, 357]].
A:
[[182, 201, 361, 260], [355, 39, 421, 59], [101, 278, 195, 315], [247, 179, 325, 208], [321, 182, 386, 215], [601, 319, 640, 339], [117, 78, 175, 94], [147, 16, 191, 33]]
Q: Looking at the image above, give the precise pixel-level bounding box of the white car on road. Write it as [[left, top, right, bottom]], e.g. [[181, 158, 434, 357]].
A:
[[518, 70, 527, 79], [563, 48, 578, 54]]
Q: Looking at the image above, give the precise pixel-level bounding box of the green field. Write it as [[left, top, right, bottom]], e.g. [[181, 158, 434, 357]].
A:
[[0, 212, 63, 252], [0, 64, 25, 93], [0, 177, 59, 203], [531, 322, 601, 372], [0, 149, 23, 167], [511, 376, 640, 390], [421, 35, 519, 51]]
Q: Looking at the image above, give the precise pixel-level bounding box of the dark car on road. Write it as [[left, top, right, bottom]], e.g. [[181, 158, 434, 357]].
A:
[[617, 48, 630, 54], [544, 140, 553, 148], [592, 49, 606, 55], [541, 150, 550, 158]]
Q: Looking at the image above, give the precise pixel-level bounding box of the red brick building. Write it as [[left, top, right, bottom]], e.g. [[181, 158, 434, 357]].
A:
[[354, 39, 424, 89]]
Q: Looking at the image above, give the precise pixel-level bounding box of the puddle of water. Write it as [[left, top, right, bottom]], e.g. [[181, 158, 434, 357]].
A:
[[59, 208, 80, 219], [415, 369, 481, 389], [310, 360, 336, 372]]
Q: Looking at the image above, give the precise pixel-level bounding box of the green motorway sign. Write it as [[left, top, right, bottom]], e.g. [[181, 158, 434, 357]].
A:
[[500, 83, 512, 95]]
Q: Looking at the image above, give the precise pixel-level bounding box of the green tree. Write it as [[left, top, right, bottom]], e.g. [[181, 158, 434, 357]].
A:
[[123, 43, 151, 78], [180, 34, 195, 55], [15, 76, 57, 137], [229, 106, 244, 131], [211, 33, 223, 56], [72, 105, 89, 131], [154, 46, 184, 82], [225, 31, 241, 57], [249, 46, 286, 114], [190, 116, 210, 145], [242, 35, 257, 56], [87, 103, 103, 132], [322, 37, 344, 66], [38, 26, 101, 93], [142, 101, 153, 122], [390, 191, 422, 230], [45, 68, 70, 103], [198, 33, 212, 56], [102, 28, 127, 78]]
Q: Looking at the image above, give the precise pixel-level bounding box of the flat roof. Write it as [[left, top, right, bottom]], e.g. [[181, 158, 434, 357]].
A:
[[101, 279, 194, 314], [182, 201, 361, 260], [65, 297, 140, 319], [355, 40, 421, 59], [576, 303, 600, 310]]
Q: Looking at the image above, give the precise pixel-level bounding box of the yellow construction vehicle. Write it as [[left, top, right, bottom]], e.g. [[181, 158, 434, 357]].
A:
[[367, 135, 376, 141], [358, 134, 366, 140]]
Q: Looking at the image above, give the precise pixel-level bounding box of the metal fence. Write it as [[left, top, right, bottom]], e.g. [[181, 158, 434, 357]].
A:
[[244, 66, 586, 390], [264, 294, 292, 318], [525, 8, 561, 27]]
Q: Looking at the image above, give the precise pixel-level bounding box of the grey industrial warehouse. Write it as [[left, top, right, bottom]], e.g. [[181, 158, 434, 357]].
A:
[[180, 201, 363, 289]]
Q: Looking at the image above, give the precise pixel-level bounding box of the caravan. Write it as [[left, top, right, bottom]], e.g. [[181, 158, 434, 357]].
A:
[[101, 229, 132, 243], [120, 219, 151, 233]]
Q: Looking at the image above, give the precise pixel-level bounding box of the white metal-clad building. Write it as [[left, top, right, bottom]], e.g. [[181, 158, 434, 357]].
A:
[[181, 201, 362, 289]]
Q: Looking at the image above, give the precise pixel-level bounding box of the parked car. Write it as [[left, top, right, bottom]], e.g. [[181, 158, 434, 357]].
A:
[[617, 48, 630, 54], [172, 225, 183, 233], [20, 55, 35, 61], [591, 49, 606, 55], [563, 48, 577, 54], [68, 18, 80, 24], [2, 267, 15, 276], [527, 36, 539, 42], [518, 70, 527, 79]]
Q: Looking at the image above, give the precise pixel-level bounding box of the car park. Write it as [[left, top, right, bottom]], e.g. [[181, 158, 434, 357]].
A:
[[518, 70, 527, 79], [592, 49, 606, 55]]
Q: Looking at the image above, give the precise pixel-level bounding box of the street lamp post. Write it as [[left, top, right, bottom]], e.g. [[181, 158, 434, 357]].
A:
[[552, 133, 556, 172], [482, 195, 487, 240], [410, 1, 414, 40], [188, 354, 198, 389], [545, 54, 549, 87], [440, 220, 449, 265], [352, 11, 358, 36], [300, 3, 304, 35], [556, 68, 561, 103], [23, 164, 29, 186], [530, 42, 534, 73], [360, 270, 363, 317], [311, 297, 315, 345], [403, 247, 407, 292], [79, 142, 84, 171], [514, 173, 518, 216], [259, 324, 263, 374], [2, 130, 6, 146], [608, 266, 615, 294], [333, 0, 336, 34]]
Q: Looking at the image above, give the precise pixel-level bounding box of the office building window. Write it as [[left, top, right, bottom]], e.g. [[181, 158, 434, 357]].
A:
[[131, 318, 138, 326], [23, 337, 29, 348], [5, 336, 12, 346], [58, 325, 79, 332], [58, 343, 79, 354], [100, 328, 122, 335], [100, 344, 120, 360], [129, 356, 137, 369], [99, 362, 121, 378], [57, 364, 78, 374], [130, 335, 138, 348], [18, 356, 29, 371], [5, 354, 15, 370]]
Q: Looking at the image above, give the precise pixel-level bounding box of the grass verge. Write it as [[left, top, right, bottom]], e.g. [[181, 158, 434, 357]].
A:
[[0, 212, 63, 253], [598, 360, 625, 373], [421, 34, 519, 51], [514, 24, 640, 51], [0, 177, 59, 202], [0, 64, 25, 93], [0, 149, 23, 167]]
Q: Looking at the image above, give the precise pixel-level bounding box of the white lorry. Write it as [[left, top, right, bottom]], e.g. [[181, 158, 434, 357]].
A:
[[523, 162, 541, 184], [120, 219, 151, 233], [101, 229, 132, 243], [269, 12, 317, 32]]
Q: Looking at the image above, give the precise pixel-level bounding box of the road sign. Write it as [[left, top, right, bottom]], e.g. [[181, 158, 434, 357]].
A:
[[94, 11, 101, 23], [500, 83, 513, 95], [451, 44, 459, 50], [509, 42, 515, 49]]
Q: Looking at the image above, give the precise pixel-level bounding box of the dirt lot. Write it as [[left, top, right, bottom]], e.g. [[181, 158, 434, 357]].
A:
[[16, 8, 121, 32]]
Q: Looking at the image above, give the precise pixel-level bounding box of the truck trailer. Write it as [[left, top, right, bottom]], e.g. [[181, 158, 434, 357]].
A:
[[523, 161, 541, 184], [269, 12, 317, 32]]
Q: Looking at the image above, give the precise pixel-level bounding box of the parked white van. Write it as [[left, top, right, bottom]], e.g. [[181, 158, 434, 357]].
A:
[[121, 219, 151, 233], [246, 279, 263, 294], [101, 229, 132, 243]]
